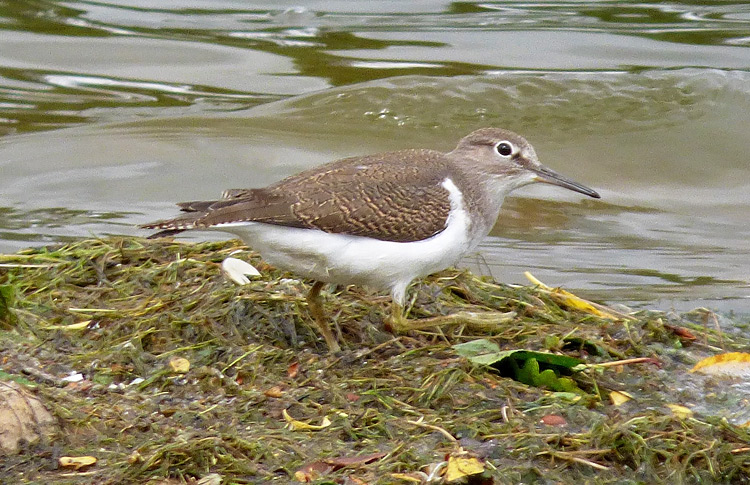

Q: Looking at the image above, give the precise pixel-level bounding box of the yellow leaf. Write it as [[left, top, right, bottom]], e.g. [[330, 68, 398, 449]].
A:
[[667, 404, 694, 419], [282, 409, 331, 431], [609, 390, 633, 406], [169, 357, 191, 374], [444, 456, 484, 482], [524, 272, 620, 319], [45, 320, 91, 330], [389, 473, 424, 483], [127, 450, 143, 464], [690, 352, 750, 377], [59, 456, 97, 470], [264, 386, 284, 398]]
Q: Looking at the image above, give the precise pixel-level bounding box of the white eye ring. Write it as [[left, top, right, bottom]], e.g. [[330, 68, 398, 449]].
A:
[[495, 141, 515, 157]]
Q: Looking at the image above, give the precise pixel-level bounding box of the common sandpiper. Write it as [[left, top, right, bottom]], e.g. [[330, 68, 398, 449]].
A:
[[141, 128, 600, 351]]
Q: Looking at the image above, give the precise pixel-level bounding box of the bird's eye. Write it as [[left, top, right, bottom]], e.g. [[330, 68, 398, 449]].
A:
[[495, 141, 514, 157]]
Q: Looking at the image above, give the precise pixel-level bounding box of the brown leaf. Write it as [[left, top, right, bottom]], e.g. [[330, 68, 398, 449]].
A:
[[264, 386, 284, 398], [288, 362, 300, 379], [664, 324, 697, 342], [294, 461, 332, 482]]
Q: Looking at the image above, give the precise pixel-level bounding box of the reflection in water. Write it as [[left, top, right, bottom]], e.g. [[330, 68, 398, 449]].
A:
[[0, 65, 276, 136], [0, 206, 135, 247]]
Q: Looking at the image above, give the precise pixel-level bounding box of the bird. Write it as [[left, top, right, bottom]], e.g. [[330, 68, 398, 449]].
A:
[[141, 128, 600, 351]]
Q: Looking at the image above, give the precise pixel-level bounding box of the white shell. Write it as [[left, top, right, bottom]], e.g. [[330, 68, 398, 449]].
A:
[[221, 257, 261, 285]]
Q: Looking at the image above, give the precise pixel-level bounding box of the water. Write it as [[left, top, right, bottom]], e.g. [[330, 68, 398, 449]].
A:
[[1, 1, 749, 313]]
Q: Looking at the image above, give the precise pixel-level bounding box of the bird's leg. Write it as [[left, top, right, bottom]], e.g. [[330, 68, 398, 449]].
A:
[[306, 281, 341, 352], [388, 301, 408, 332]]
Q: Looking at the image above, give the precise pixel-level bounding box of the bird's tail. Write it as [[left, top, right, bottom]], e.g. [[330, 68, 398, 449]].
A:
[[139, 213, 204, 239]]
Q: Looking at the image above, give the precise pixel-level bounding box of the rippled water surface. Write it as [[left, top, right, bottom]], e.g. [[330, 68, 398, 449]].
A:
[[1, 1, 749, 313]]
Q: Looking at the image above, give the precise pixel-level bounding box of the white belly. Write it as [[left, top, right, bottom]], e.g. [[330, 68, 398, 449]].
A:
[[216, 178, 483, 305]]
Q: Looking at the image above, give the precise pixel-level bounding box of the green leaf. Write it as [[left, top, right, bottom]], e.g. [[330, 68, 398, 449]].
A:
[[453, 339, 501, 358], [454, 339, 583, 369], [453, 339, 520, 366], [453, 339, 586, 394], [514, 350, 583, 370]]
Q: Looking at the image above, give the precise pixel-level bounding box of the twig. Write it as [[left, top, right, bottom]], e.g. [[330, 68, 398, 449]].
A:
[[405, 417, 457, 442], [538, 451, 609, 470], [590, 357, 660, 368]]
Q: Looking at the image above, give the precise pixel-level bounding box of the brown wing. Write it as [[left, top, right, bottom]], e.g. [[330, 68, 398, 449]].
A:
[[143, 149, 453, 243]]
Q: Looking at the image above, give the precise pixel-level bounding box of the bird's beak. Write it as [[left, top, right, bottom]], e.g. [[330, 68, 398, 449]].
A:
[[530, 165, 600, 199]]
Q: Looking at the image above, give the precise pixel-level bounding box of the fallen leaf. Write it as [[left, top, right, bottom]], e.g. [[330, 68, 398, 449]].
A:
[[389, 472, 424, 482], [282, 409, 331, 431], [264, 386, 284, 398], [690, 352, 750, 378], [454, 341, 585, 394], [45, 320, 92, 330], [59, 455, 97, 470], [127, 450, 143, 464], [169, 357, 190, 374], [294, 461, 332, 482], [444, 456, 484, 482], [524, 272, 623, 320], [287, 362, 300, 379], [454, 340, 582, 369], [667, 404, 694, 419], [609, 390, 633, 406], [664, 324, 697, 342]]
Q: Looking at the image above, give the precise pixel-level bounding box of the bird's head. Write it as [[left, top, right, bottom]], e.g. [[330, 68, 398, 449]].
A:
[[449, 127, 601, 199]]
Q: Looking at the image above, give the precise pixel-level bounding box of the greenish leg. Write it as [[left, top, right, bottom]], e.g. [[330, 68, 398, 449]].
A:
[[306, 281, 341, 353]]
